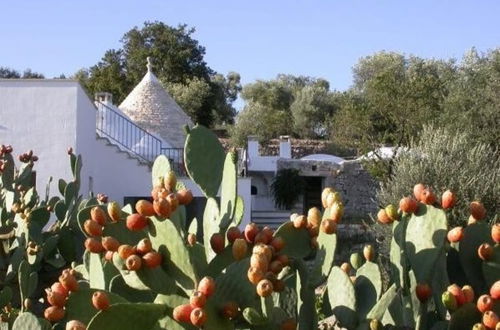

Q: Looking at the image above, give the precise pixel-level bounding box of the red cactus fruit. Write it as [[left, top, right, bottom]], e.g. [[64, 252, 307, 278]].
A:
[[187, 233, 197, 246], [269, 260, 283, 274], [166, 193, 179, 212], [363, 245, 375, 262], [415, 283, 432, 303], [135, 200, 155, 217], [136, 238, 153, 255], [232, 238, 248, 261], [482, 310, 499, 329], [173, 304, 193, 323], [118, 244, 136, 260], [92, 291, 110, 311], [153, 198, 171, 218], [83, 219, 103, 237], [470, 201, 486, 220], [477, 294, 494, 313], [275, 254, 289, 267], [491, 224, 500, 244], [177, 189, 194, 205], [447, 227, 464, 243], [190, 307, 207, 327], [107, 201, 121, 222], [292, 215, 308, 229], [321, 218, 337, 234], [59, 272, 79, 292], [261, 226, 274, 241], [256, 279, 273, 297], [247, 266, 264, 285], [198, 276, 216, 298], [385, 204, 399, 221], [244, 223, 259, 243], [65, 320, 86, 330], [280, 318, 298, 330], [254, 231, 270, 245], [307, 224, 319, 238], [190, 291, 207, 308], [90, 206, 107, 226], [44, 306, 65, 322], [51, 282, 69, 298], [84, 237, 104, 253], [220, 301, 239, 320], [307, 207, 321, 228], [311, 236, 319, 249], [226, 226, 242, 243], [478, 243, 494, 261], [399, 196, 418, 214], [104, 251, 114, 262], [490, 280, 500, 300], [447, 284, 466, 306], [101, 236, 120, 252], [125, 255, 142, 271], [126, 213, 148, 231], [420, 188, 436, 205], [210, 233, 225, 254], [142, 251, 162, 268], [270, 237, 285, 251], [441, 190, 457, 209], [462, 285, 475, 304], [45, 289, 66, 308], [413, 183, 426, 201]]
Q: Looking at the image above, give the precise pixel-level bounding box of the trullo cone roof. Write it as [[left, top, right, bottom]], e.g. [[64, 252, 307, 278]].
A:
[[119, 58, 193, 148]]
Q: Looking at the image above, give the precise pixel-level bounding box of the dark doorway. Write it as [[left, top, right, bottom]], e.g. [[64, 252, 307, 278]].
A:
[[303, 176, 323, 213]]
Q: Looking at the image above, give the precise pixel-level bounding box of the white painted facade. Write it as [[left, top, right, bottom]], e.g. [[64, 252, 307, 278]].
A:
[[0, 79, 251, 224]]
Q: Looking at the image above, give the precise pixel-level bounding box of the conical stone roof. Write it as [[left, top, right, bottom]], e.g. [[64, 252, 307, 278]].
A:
[[119, 58, 193, 148]]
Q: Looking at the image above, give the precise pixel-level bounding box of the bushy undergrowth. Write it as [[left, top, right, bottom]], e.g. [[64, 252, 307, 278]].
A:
[[378, 126, 499, 226]]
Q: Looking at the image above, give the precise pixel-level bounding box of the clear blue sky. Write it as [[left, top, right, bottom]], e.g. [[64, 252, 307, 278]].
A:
[[1, 0, 499, 93]]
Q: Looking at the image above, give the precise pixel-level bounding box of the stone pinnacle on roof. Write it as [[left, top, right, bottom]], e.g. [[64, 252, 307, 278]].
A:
[[119, 57, 193, 148]]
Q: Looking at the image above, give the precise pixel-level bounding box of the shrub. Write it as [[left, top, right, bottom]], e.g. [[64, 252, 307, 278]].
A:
[[270, 169, 305, 209], [378, 125, 499, 226]]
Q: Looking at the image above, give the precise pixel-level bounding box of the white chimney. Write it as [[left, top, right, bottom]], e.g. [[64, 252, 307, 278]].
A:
[[279, 135, 291, 159]]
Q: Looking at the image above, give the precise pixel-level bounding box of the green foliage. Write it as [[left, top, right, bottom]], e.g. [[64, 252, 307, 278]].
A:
[[75, 21, 241, 127], [0, 67, 45, 78], [270, 169, 305, 210], [378, 126, 499, 226]]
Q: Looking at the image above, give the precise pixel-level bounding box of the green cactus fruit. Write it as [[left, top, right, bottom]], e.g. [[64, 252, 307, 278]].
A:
[[441, 291, 457, 311], [350, 252, 364, 270], [327, 266, 358, 329], [385, 204, 399, 221], [184, 125, 225, 198], [273, 221, 312, 259], [369, 318, 383, 330], [355, 261, 382, 319], [87, 303, 168, 330], [405, 204, 447, 283]]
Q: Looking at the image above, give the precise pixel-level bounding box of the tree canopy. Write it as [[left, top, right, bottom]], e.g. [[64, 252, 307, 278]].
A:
[[0, 67, 44, 78], [75, 21, 241, 127]]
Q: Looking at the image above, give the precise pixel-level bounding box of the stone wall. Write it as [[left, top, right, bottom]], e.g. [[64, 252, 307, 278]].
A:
[[325, 160, 379, 218], [335, 223, 375, 264]]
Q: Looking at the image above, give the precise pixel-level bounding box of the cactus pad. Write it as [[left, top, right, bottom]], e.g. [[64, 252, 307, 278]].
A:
[[355, 261, 382, 319], [87, 303, 168, 330], [273, 222, 312, 259], [327, 266, 357, 328]]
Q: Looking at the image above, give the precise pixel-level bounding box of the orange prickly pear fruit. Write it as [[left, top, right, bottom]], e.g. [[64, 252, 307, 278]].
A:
[[399, 196, 418, 214], [247, 267, 264, 285], [470, 201, 486, 220], [173, 304, 193, 323], [118, 244, 136, 260], [490, 280, 500, 299], [321, 187, 334, 208], [482, 310, 499, 329], [321, 218, 337, 234], [478, 243, 494, 261], [447, 284, 466, 306], [244, 223, 259, 243], [413, 183, 425, 201], [177, 189, 194, 205], [190, 291, 207, 308], [477, 294, 493, 313], [198, 276, 216, 298], [44, 306, 65, 322], [83, 219, 103, 237], [126, 213, 148, 231], [256, 279, 273, 297], [92, 291, 110, 311], [45, 289, 66, 308], [59, 272, 79, 292], [270, 237, 285, 252], [125, 255, 142, 271], [492, 224, 500, 243], [340, 262, 351, 274], [441, 190, 457, 209], [65, 320, 86, 330], [136, 238, 152, 255], [164, 171, 177, 193], [377, 209, 392, 224], [142, 251, 162, 268], [153, 198, 171, 218], [447, 227, 464, 243], [190, 307, 207, 327], [101, 236, 120, 252], [232, 238, 248, 260], [135, 200, 155, 217], [51, 282, 68, 298], [210, 233, 225, 254], [363, 245, 375, 261], [461, 285, 474, 304], [307, 207, 321, 228], [187, 233, 197, 246], [90, 206, 107, 226], [292, 215, 307, 229], [226, 226, 242, 243], [331, 202, 344, 223], [166, 193, 179, 212], [420, 188, 436, 205]]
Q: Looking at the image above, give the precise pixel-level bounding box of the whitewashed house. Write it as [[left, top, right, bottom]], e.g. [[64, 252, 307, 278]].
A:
[[0, 58, 251, 223]]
